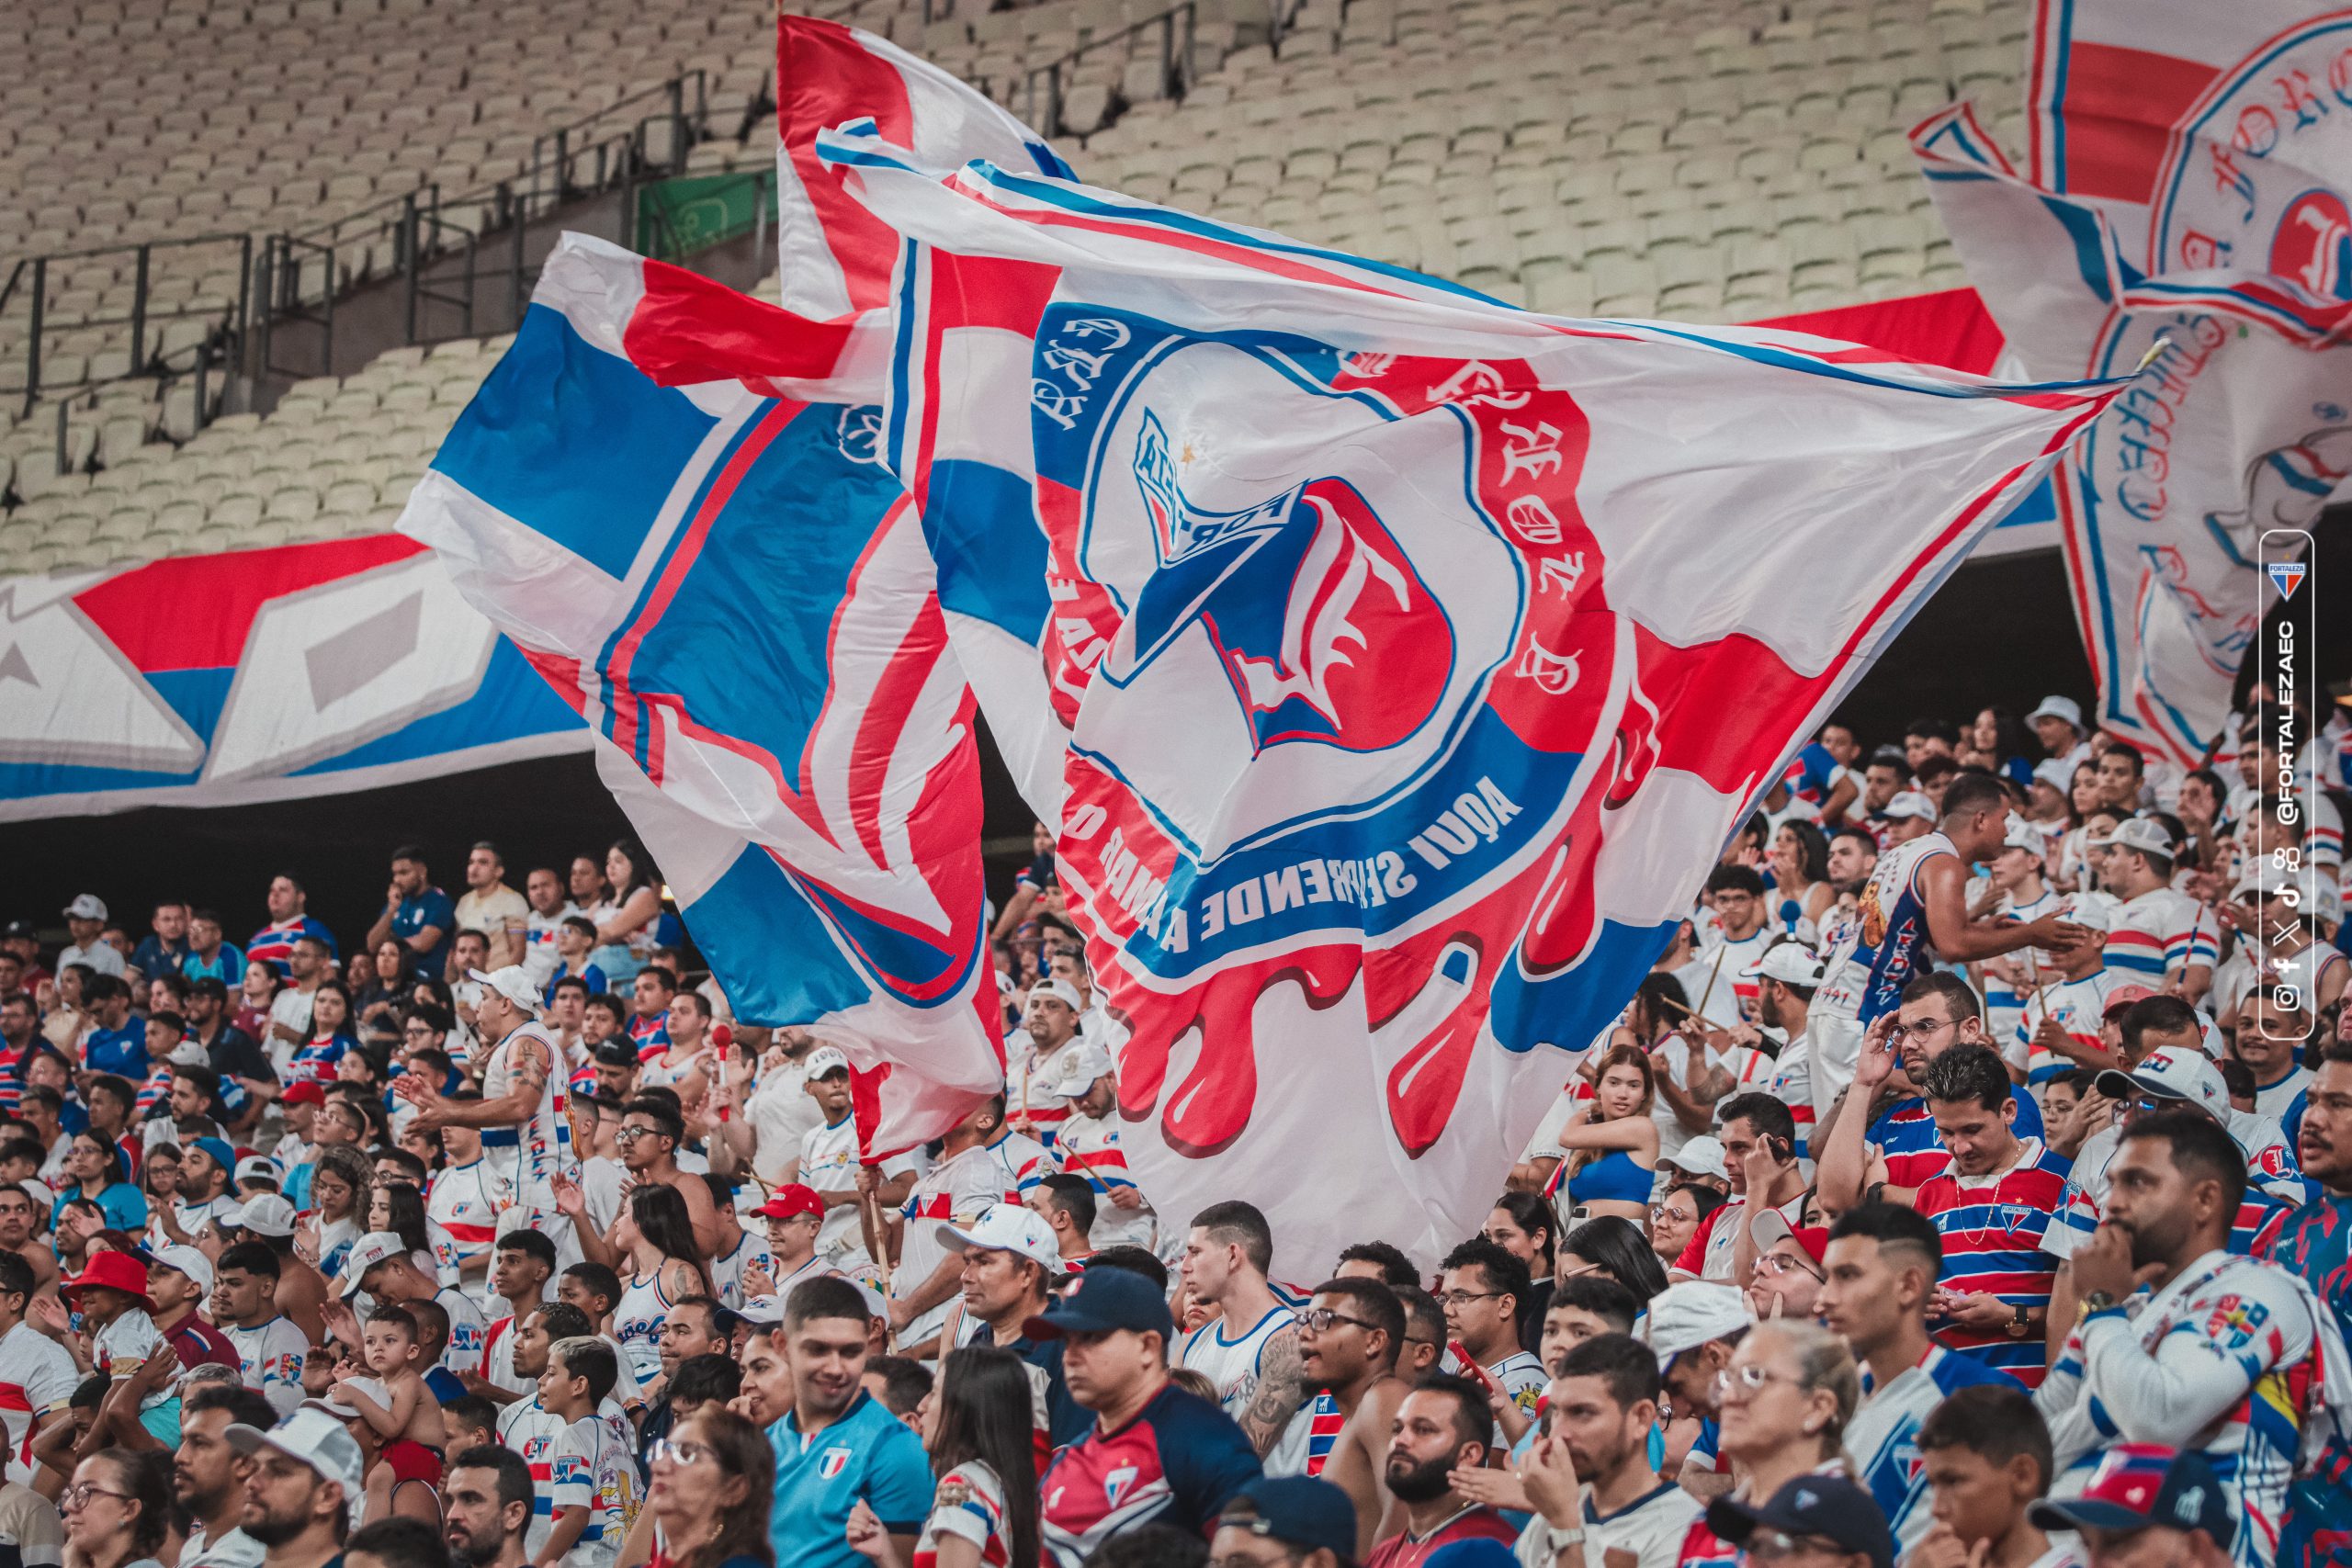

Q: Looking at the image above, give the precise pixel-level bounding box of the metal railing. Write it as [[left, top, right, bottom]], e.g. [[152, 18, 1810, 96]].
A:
[[0, 68, 710, 425], [250, 76, 705, 376], [1, 232, 254, 419]]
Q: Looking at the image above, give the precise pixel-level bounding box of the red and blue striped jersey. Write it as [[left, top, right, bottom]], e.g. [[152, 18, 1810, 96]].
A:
[[628, 1012, 670, 1062], [1871, 1091, 2044, 1192], [245, 916, 335, 976], [1915, 1136, 2070, 1385], [132, 1065, 173, 1118], [2104, 886, 2220, 984], [1303, 1392, 1344, 1477], [914, 1460, 1010, 1568]]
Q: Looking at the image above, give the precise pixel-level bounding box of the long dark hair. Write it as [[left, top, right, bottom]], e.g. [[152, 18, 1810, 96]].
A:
[[930, 1348, 1039, 1568], [628, 1184, 707, 1285], [1775, 820, 1830, 886], [373, 1182, 434, 1261], [671, 1408, 775, 1568], [84, 1448, 173, 1558], [71, 1132, 127, 1190], [1490, 1191, 1556, 1276], [1560, 1215, 1668, 1304], [608, 837, 660, 899]]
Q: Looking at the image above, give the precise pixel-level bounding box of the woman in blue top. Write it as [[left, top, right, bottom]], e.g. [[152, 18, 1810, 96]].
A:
[[1544, 1043, 1658, 1226], [58, 1131, 146, 1232]]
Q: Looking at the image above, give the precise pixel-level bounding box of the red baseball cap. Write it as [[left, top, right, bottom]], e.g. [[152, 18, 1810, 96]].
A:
[[756, 1184, 824, 1222], [2101, 984, 2156, 1020], [282, 1082, 326, 1108]]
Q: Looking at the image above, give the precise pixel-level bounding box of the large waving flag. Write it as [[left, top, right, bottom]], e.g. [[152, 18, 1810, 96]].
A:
[[807, 129, 2132, 1262], [398, 236, 1004, 1157], [1917, 63, 2352, 762]]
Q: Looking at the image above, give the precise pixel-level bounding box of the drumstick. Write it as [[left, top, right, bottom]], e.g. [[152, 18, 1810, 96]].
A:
[[1692, 941, 1732, 1019]]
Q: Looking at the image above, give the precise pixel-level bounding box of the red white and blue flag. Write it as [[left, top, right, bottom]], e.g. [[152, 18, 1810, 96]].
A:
[[1934, 6, 2352, 762], [398, 236, 1005, 1158], [405, 31, 2130, 1259], [796, 119, 2127, 1262]]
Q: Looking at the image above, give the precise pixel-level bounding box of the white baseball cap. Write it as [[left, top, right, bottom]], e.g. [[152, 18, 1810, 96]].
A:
[[222, 1193, 297, 1236], [732, 1294, 786, 1325], [465, 966, 543, 1016], [1028, 978, 1085, 1014], [938, 1202, 1061, 1269], [150, 1244, 214, 1295], [62, 894, 107, 922], [2027, 695, 2084, 732], [1044, 1042, 1116, 1099], [16, 1179, 51, 1212], [234, 1156, 283, 1189], [1642, 1281, 1755, 1371], [1663, 1135, 1728, 1183], [2001, 813, 2046, 856], [308, 1374, 389, 1421], [1883, 791, 1937, 823], [1739, 942, 1826, 987], [227, 1410, 367, 1502], [2032, 757, 2078, 796], [2096, 1048, 2228, 1117], [2086, 817, 2176, 859], [166, 1040, 210, 1068], [803, 1045, 851, 1079], [339, 1231, 413, 1297], [2061, 893, 2113, 934]]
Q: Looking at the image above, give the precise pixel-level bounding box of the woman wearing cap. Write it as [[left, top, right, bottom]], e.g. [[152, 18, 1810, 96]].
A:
[[61, 1449, 171, 1568], [1542, 1046, 1658, 1227], [847, 1347, 1036, 1568], [58, 1134, 144, 1235], [1676, 1320, 1860, 1568], [645, 1406, 776, 1568]]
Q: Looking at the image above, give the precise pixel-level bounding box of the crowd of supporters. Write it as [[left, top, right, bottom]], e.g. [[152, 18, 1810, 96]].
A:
[[0, 688, 2345, 1568]]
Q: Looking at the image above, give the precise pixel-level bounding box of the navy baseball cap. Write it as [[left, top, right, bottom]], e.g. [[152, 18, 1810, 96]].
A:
[[1023, 1265, 1173, 1341], [1707, 1474, 1894, 1568], [1218, 1476, 1358, 1562], [2030, 1445, 2233, 1551]]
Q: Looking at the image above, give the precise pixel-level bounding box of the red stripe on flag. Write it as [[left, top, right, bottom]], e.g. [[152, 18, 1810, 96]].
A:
[[777, 17, 917, 315], [2053, 43, 2218, 205]]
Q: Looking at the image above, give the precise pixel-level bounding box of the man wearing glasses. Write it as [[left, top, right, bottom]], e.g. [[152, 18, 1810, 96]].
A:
[[1434, 1238, 1546, 1434], [1285, 1278, 1409, 1551], [2041, 1047, 2302, 1328], [1815, 973, 2046, 1216], [1744, 1213, 1826, 1324]]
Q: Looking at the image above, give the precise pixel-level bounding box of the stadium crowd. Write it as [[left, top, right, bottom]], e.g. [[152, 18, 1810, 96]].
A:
[[0, 690, 2345, 1568]]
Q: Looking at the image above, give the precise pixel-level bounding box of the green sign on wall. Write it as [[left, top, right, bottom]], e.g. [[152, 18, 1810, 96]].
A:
[[636, 169, 777, 260]]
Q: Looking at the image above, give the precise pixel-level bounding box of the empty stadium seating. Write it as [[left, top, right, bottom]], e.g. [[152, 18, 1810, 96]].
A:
[[1, 0, 2030, 577]]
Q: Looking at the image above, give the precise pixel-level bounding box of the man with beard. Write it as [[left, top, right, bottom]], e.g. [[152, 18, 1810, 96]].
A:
[[2260, 1035, 2352, 1568], [226, 1405, 366, 1568], [1514, 1335, 1701, 1568], [2039, 1111, 2327, 1568], [443, 1447, 533, 1568], [1008, 979, 1086, 1142], [1367, 1376, 1519, 1568], [175, 1383, 277, 1568], [1288, 1277, 1408, 1550], [764, 1275, 930, 1568]]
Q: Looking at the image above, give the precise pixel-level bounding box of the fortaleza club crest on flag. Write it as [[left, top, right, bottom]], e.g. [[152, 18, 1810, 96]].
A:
[[405, 17, 2136, 1266], [2267, 562, 2306, 598]]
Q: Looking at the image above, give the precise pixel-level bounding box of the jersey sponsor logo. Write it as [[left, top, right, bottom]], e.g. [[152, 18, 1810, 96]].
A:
[[819, 1447, 853, 1480]]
